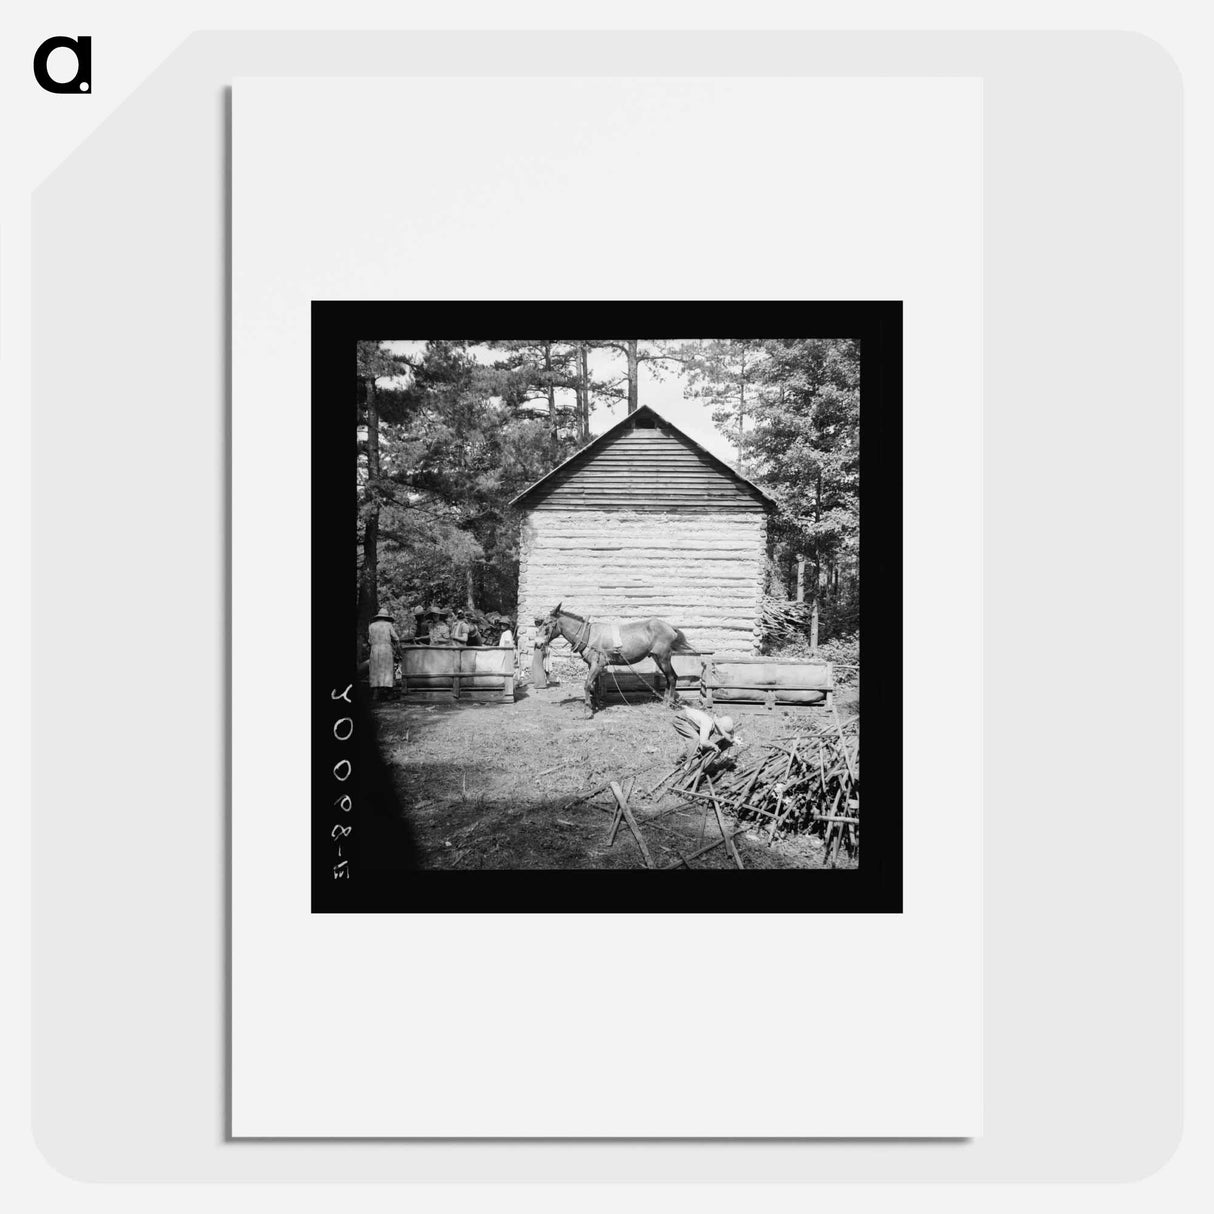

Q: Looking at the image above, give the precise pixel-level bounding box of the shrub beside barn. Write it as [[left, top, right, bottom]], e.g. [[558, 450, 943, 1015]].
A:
[[511, 405, 775, 657]]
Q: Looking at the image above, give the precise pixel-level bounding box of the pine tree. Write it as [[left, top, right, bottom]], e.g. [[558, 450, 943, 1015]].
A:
[[744, 338, 861, 645], [678, 338, 766, 471]]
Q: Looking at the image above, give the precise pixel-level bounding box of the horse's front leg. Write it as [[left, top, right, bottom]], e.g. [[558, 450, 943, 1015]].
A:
[[584, 653, 604, 718]]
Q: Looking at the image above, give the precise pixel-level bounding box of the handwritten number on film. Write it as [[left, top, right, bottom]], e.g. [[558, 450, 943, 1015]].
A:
[[331, 684, 353, 878]]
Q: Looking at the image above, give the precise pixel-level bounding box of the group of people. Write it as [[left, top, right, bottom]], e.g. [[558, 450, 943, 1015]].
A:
[[366, 606, 519, 697], [432, 609, 474, 646], [415, 606, 488, 647]]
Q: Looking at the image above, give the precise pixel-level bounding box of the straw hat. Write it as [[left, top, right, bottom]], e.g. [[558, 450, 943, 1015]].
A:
[[372, 607, 393, 621], [716, 715, 736, 740]]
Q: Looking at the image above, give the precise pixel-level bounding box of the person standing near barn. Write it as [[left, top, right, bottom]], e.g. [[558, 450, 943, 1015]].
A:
[[368, 607, 399, 700], [530, 616, 552, 687], [498, 618, 517, 672]]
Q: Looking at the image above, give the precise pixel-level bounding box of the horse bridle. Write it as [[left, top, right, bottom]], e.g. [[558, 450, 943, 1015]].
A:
[[545, 609, 592, 656]]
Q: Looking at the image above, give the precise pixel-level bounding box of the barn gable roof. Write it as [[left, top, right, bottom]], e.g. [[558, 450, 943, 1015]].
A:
[[509, 405, 777, 513]]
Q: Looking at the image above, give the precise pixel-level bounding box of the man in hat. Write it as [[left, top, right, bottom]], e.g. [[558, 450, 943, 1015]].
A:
[[411, 603, 430, 644], [367, 607, 400, 699], [672, 705, 736, 760]]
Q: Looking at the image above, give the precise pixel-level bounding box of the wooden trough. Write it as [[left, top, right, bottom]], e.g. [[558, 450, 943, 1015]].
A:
[[700, 656, 834, 710], [593, 652, 710, 703], [398, 645, 516, 704]]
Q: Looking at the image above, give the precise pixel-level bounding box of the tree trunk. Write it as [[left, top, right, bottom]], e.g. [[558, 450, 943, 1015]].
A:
[[580, 344, 591, 440], [359, 377, 381, 641], [465, 567, 475, 611], [626, 339, 639, 413], [737, 373, 746, 472], [795, 554, 805, 603], [573, 342, 586, 444], [544, 342, 558, 461], [810, 469, 823, 655]]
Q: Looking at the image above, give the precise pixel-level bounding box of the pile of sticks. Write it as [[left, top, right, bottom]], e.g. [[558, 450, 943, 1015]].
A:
[[556, 710, 860, 869], [759, 596, 813, 638], [673, 713, 860, 864], [671, 743, 733, 792], [635, 735, 735, 805]]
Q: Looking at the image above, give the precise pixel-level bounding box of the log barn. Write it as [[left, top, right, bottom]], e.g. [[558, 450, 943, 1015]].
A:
[[511, 405, 776, 656]]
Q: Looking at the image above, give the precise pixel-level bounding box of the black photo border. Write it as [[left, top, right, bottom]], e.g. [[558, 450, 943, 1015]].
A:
[[312, 301, 902, 913]]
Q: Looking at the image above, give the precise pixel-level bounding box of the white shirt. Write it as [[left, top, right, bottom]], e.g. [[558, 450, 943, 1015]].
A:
[[682, 706, 726, 748], [498, 629, 514, 648]]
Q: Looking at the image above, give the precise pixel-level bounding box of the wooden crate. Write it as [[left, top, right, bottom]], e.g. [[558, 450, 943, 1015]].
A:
[[399, 645, 515, 704], [700, 656, 834, 710], [594, 652, 709, 702]]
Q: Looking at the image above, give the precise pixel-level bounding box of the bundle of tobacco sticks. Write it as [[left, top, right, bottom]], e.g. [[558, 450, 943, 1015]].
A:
[[670, 743, 732, 792], [636, 742, 731, 802], [759, 596, 813, 638], [671, 715, 860, 862]]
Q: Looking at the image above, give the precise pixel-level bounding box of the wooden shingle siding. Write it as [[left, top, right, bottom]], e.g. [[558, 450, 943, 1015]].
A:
[[524, 419, 767, 513], [518, 510, 768, 657]]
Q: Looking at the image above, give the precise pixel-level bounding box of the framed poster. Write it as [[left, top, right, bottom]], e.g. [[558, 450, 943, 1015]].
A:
[[232, 75, 980, 1138]]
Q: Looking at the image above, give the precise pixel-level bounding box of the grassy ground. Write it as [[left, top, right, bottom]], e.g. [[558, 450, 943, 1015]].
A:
[[371, 671, 859, 870]]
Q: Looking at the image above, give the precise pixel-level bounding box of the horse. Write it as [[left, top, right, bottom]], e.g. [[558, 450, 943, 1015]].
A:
[[534, 602, 692, 717]]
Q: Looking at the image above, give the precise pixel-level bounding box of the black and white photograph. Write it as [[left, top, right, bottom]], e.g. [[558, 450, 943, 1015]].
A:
[[312, 302, 902, 910]]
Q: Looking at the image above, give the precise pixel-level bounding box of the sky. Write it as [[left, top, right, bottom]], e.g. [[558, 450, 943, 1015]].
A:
[[380, 340, 740, 467]]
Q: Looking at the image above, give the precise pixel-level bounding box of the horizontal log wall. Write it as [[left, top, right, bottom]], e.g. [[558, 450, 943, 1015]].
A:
[[518, 509, 766, 657]]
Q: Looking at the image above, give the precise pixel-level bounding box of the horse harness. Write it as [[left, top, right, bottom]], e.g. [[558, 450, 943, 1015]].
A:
[[553, 608, 670, 706], [565, 614, 625, 664]]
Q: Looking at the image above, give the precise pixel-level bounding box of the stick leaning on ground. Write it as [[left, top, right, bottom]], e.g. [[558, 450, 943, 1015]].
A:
[[658, 822, 754, 870], [704, 775, 744, 869], [609, 780, 653, 869], [558, 762, 664, 813]]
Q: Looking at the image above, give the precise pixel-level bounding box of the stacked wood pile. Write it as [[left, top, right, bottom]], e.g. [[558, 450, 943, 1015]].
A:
[[673, 714, 860, 865], [759, 596, 813, 639]]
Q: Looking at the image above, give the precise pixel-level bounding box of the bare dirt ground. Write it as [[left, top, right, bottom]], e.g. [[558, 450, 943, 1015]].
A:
[[371, 671, 860, 870]]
